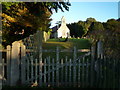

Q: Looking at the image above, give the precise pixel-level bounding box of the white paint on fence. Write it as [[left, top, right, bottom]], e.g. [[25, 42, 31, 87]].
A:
[[48, 56, 50, 85], [61, 59, 63, 85], [1, 34, 119, 88], [78, 57, 81, 87], [73, 47, 77, 87], [82, 57, 85, 87], [26, 56, 30, 83], [2, 43, 91, 87], [10, 41, 20, 86], [39, 46, 42, 86], [52, 58, 54, 86], [0, 55, 3, 90], [69, 59, 72, 86], [31, 56, 34, 83], [21, 42, 26, 85], [97, 40, 103, 59], [56, 47, 59, 86], [86, 58, 89, 86], [44, 58, 46, 86], [35, 59, 38, 83], [65, 56, 68, 86], [6, 45, 11, 85]]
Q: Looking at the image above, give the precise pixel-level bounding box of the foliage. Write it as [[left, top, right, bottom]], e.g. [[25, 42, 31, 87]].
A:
[[67, 23, 85, 38], [67, 17, 96, 38], [86, 17, 96, 23], [2, 1, 71, 47], [102, 19, 120, 59], [88, 22, 104, 42], [87, 18, 120, 59]]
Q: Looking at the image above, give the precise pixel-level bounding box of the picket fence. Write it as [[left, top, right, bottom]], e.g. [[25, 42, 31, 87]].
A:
[[1, 42, 92, 87], [1, 31, 120, 88]]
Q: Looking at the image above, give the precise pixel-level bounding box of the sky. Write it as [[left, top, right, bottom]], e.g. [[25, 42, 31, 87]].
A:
[[50, 2, 119, 28]]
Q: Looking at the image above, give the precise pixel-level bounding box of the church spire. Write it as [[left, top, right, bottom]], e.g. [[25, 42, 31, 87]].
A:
[[61, 16, 66, 25], [57, 16, 70, 38]]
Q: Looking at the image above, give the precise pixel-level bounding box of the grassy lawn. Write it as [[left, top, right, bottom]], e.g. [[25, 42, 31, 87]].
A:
[[42, 38, 92, 59], [42, 38, 92, 50]]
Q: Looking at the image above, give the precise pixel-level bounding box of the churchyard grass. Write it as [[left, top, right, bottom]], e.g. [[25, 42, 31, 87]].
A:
[[42, 38, 91, 59], [43, 38, 91, 49]]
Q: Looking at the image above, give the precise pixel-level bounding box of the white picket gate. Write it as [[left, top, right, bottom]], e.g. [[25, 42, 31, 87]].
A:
[[1, 31, 119, 88], [23, 47, 91, 87], [1, 40, 91, 87]]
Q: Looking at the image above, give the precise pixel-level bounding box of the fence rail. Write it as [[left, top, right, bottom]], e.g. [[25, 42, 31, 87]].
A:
[[24, 52, 91, 87]]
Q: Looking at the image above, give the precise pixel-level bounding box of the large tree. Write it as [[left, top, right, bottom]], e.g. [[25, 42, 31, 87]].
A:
[[88, 22, 104, 41], [103, 19, 120, 58], [2, 1, 71, 46], [67, 23, 84, 38], [87, 18, 120, 59], [67, 17, 96, 38]]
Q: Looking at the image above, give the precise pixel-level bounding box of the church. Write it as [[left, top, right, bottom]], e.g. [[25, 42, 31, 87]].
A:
[[50, 16, 70, 38]]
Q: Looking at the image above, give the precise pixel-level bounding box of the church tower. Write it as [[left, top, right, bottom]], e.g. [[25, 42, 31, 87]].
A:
[[61, 16, 66, 25], [57, 16, 70, 38]]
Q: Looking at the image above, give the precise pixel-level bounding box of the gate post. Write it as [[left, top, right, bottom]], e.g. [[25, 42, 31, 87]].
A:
[[20, 41, 26, 85], [6, 45, 11, 85], [56, 46, 59, 86], [37, 31, 43, 86], [73, 46, 77, 61], [0, 51, 2, 90], [91, 46, 95, 60], [10, 41, 20, 86], [97, 40, 103, 59], [90, 45, 96, 87]]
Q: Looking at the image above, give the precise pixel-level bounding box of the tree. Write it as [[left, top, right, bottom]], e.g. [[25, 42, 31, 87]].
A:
[[67, 23, 85, 38], [102, 19, 120, 59], [88, 22, 104, 41], [68, 17, 97, 38], [117, 18, 120, 21], [2, 1, 71, 46], [87, 18, 120, 59], [85, 17, 96, 30], [77, 21, 87, 36], [77, 17, 96, 37], [86, 17, 96, 23]]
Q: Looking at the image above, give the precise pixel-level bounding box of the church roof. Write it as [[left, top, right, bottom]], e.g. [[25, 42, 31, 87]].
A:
[[51, 26, 58, 33]]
